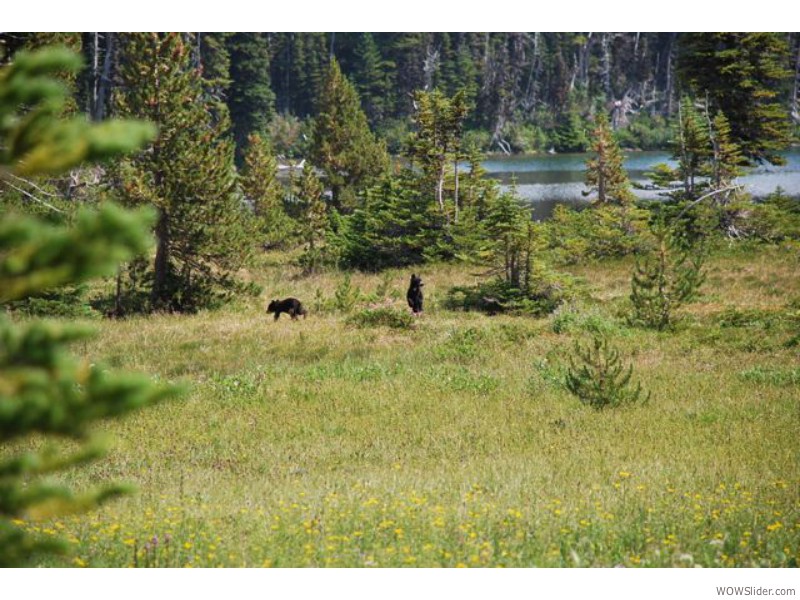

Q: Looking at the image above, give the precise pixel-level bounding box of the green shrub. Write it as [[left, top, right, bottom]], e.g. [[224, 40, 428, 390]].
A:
[[564, 336, 649, 409], [333, 273, 361, 313], [446, 265, 579, 317]]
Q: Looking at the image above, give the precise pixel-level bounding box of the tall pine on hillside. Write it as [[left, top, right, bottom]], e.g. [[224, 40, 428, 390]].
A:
[[114, 33, 253, 312]]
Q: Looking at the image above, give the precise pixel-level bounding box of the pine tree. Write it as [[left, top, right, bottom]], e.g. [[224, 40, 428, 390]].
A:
[[552, 105, 589, 153], [295, 164, 328, 273], [584, 112, 635, 206], [406, 88, 470, 223], [198, 32, 232, 125], [310, 58, 389, 211], [352, 33, 390, 126], [227, 33, 275, 160], [629, 220, 705, 330], [678, 33, 793, 166], [565, 336, 648, 409], [648, 98, 712, 201], [241, 133, 293, 249], [115, 33, 253, 312], [709, 111, 746, 190], [335, 171, 434, 270], [0, 47, 178, 567]]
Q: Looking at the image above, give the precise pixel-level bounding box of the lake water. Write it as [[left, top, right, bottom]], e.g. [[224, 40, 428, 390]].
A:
[[483, 149, 800, 219]]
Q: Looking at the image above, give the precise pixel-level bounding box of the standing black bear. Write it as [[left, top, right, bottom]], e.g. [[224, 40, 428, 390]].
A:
[[267, 297, 307, 321], [406, 274, 424, 316]]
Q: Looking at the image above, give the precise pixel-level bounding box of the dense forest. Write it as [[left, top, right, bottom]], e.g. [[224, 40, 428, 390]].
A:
[[2, 32, 799, 155]]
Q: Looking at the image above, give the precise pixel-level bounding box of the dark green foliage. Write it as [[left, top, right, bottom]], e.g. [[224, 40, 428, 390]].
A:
[[226, 33, 275, 159], [0, 47, 179, 567], [677, 33, 793, 166], [445, 275, 573, 318], [565, 337, 648, 409], [334, 172, 435, 270], [629, 221, 706, 330], [115, 33, 253, 312], [551, 107, 588, 153], [347, 306, 415, 330], [351, 33, 391, 127], [310, 58, 389, 210]]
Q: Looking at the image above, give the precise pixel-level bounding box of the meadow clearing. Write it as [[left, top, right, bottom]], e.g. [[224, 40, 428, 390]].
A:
[[10, 243, 799, 568]]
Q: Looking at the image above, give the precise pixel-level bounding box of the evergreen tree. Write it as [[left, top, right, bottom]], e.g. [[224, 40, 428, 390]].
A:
[[241, 133, 293, 249], [115, 33, 253, 312], [352, 33, 390, 126], [648, 97, 711, 201], [335, 172, 434, 271], [198, 32, 232, 125], [678, 33, 793, 165], [629, 220, 705, 330], [551, 105, 589, 153], [227, 33, 275, 160], [310, 58, 389, 211], [584, 112, 634, 205], [0, 47, 178, 567]]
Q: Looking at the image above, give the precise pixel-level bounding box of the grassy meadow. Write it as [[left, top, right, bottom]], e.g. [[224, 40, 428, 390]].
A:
[[9, 244, 800, 567]]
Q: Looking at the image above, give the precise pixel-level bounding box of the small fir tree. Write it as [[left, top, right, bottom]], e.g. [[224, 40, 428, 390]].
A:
[[565, 336, 648, 409]]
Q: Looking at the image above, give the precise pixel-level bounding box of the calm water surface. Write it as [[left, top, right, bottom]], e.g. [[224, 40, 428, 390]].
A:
[[482, 149, 800, 219]]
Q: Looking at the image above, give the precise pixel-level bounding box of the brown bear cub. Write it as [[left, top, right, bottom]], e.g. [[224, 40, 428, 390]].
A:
[[267, 298, 307, 321]]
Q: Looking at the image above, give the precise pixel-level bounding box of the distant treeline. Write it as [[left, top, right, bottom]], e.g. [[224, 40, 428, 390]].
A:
[[2, 33, 798, 155]]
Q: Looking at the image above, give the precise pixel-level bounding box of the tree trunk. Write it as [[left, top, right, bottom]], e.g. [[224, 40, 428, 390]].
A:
[[151, 208, 170, 310], [94, 33, 114, 121], [601, 33, 612, 98], [453, 157, 459, 223], [436, 163, 447, 223], [664, 33, 677, 116]]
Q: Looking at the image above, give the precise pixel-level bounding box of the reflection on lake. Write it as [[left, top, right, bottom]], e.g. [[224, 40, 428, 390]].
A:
[[483, 149, 800, 219]]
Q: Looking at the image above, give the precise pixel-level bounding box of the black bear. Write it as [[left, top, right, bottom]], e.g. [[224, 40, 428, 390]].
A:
[[267, 297, 307, 321], [406, 274, 424, 316]]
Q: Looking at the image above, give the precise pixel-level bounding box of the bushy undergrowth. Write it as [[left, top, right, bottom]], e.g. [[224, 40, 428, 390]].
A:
[[445, 265, 580, 317], [543, 205, 650, 264]]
